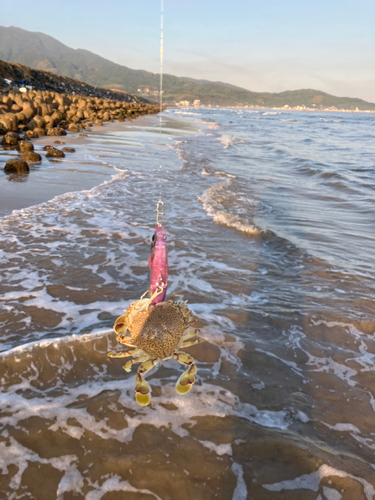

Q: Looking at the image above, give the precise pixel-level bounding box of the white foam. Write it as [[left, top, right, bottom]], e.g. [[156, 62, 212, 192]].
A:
[[263, 464, 375, 500], [85, 475, 162, 500], [217, 135, 248, 149], [323, 422, 361, 433], [323, 487, 342, 500], [231, 462, 248, 500], [198, 180, 260, 235], [306, 353, 358, 387], [198, 441, 232, 456]]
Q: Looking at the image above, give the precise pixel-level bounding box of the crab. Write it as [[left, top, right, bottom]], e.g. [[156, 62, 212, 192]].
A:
[[108, 297, 204, 406]]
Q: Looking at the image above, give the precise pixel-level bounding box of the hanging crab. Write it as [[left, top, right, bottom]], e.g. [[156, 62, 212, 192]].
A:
[[108, 295, 204, 406]]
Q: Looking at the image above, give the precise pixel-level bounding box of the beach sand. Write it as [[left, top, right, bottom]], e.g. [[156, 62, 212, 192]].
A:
[[0, 116, 158, 218]]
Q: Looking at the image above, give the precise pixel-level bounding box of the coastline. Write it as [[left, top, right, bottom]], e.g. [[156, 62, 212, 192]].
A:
[[178, 104, 375, 113], [0, 114, 160, 218]]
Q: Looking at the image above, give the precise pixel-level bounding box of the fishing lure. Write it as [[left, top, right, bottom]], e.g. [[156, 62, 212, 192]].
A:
[[108, 201, 204, 406], [148, 202, 168, 304]]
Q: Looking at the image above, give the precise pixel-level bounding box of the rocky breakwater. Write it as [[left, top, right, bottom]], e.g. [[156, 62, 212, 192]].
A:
[[0, 58, 160, 175], [0, 89, 159, 175]]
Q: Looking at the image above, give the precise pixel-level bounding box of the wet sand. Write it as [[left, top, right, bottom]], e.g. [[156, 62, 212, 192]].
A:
[[1, 108, 374, 499], [0, 116, 159, 218]]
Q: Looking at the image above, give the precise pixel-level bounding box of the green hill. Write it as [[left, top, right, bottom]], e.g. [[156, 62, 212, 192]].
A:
[[1, 26, 374, 110]]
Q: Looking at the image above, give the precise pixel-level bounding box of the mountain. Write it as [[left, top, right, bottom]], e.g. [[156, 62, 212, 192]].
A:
[[1, 26, 374, 110]]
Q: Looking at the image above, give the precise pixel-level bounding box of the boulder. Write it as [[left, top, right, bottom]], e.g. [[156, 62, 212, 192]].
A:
[[51, 111, 64, 124], [26, 130, 39, 139], [22, 102, 36, 120], [77, 98, 87, 109], [68, 123, 80, 132], [17, 141, 34, 153], [15, 112, 27, 124], [21, 152, 42, 163], [46, 127, 67, 136], [4, 159, 30, 174], [28, 115, 46, 130], [1, 113, 18, 132], [1, 96, 12, 109], [40, 103, 53, 117], [44, 116, 55, 128], [34, 127, 46, 136], [11, 104, 22, 113], [61, 147, 75, 153], [1, 131, 19, 146], [45, 146, 65, 158]]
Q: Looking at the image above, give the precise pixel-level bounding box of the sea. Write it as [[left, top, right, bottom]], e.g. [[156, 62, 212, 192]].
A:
[[1, 107, 375, 499]]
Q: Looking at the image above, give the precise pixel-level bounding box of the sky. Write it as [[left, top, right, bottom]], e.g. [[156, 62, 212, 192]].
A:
[[1, 0, 374, 102]]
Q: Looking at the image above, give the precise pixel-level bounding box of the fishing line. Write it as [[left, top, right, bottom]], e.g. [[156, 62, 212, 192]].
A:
[[158, 0, 164, 208]]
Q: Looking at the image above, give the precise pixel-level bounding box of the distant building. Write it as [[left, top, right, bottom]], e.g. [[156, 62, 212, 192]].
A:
[[177, 100, 189, 107], [193, 99, 201, 107]]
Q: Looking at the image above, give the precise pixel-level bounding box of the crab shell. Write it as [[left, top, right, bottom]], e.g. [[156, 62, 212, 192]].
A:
[[114, 300, 195, 359]]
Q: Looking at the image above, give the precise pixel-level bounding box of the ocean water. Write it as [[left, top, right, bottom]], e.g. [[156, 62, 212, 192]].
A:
[[1, 108, 375, 499]]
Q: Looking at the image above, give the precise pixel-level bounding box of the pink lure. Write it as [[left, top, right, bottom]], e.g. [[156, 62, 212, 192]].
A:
[[149, 225, 168, 304]]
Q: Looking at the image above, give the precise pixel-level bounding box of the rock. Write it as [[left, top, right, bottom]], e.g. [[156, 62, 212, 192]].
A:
[[11, 104, 22, 113], [15, 112, 27, 124], [21, 102, 36, 120], [40, 103, 53, 117], [68, 123, 80, 133], [33, 127, 45, 136], [28, 115, 46, 130], [0, 117, 13, 133], [21, 151, 42, 163], [44, 116, 55, 128], [94, 119, 103, 126], [45, 146, 65, 158], [54, 140, 65, 144], [1, 131, 19, 145], [46, 127, 67, 136], [1, 113, 18, 132], [26, 130, 39, 139], [17, 141, 34, 153], [4, 159, 30, 174], [61, 147, 75, 153], [51, 111, 64, 123]]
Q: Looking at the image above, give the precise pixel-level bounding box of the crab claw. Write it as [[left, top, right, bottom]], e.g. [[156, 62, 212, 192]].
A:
[[135, 378, 151, 406], [175, 363, 197, 394]]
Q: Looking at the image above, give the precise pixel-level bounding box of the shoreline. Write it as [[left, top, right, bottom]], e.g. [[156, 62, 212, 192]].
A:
[[0, 114, 160, 218], [177, 105, 375, 113]]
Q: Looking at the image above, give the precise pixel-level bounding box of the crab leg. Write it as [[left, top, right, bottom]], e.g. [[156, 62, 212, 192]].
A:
[[181, 338, 205, 349], [123, 353, 150, 373], [112, 336, 135, 348], [113, 315, 128, 335], [108, 348, 144, 359], [181, 329, 201, 341], [173, 351, 197, 395], [134, 358, 159, 407]]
